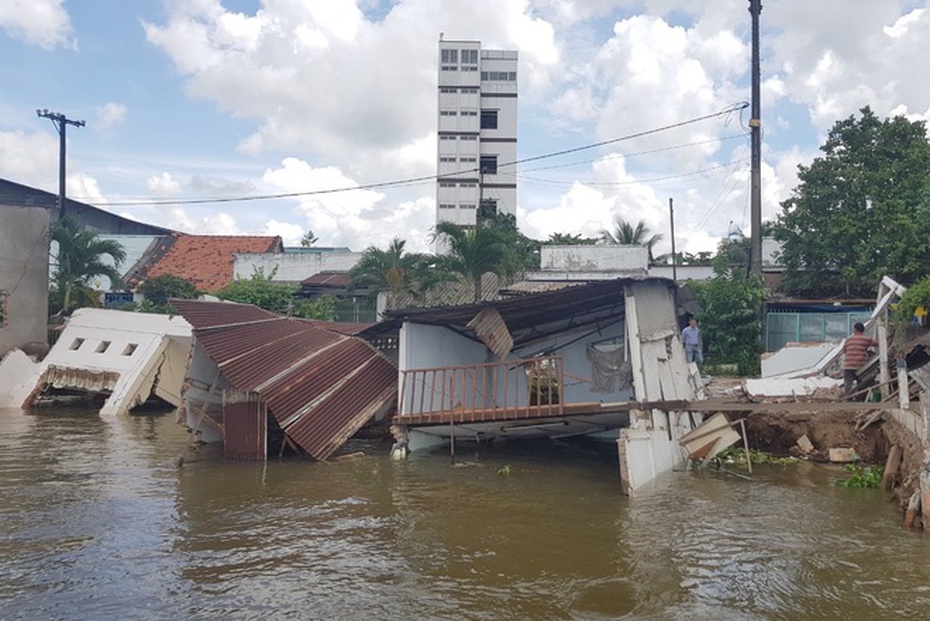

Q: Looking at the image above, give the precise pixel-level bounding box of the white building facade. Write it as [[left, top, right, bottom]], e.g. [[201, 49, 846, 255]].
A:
[[436, 38, 518, 229]]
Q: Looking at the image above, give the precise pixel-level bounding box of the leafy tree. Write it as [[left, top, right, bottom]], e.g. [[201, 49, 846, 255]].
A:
[[433, 221, 509, 302], [773, 107, 930, 297], [292, 295, 337, 320], [300, 230, 318, 247], [482, 212, 540, 277], [600, 217, 666, 264], [690, 271, 764, 376], [50, 217, 126, 313], [135, 274, 199, 314], [216, 269, 298, 313], [347, 237, 436, 307], [546, 232, 599, 245]]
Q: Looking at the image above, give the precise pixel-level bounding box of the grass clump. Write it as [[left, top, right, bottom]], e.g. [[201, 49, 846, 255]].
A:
[[835, 463, 884, 488]]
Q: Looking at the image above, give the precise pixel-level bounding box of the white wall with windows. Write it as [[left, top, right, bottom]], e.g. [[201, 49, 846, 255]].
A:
[[436, 39, 518, 234]]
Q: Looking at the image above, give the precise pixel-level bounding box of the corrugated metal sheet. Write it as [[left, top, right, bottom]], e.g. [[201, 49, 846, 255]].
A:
[[300, 271, 349, 287], [174, 300, 397, 460], [223, 391, 267, 460], [43, 365, 120, 392], [466, 307, 513, 359]]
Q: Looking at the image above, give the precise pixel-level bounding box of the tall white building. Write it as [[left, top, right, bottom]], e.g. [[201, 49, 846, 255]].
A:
[[436, 38, 518, 230]]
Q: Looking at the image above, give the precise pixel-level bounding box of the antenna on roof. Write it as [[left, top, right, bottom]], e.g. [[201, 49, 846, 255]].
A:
[[439, 32, 444, 41]]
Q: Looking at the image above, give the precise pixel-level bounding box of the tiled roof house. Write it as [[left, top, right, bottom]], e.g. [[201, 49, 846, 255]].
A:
[[127, 234, 284, 293]]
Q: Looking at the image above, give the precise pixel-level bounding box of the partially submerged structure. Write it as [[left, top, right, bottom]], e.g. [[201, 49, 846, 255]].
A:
[[379, 277, 704, 494], [0, 308, 191, 415], [171, 300, 397, 460]]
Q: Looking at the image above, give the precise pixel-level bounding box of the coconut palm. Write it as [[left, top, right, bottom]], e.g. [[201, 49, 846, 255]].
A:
[[347, 237, 435, 308], [51, 217, 126, 313], [432, 221, 509, 302], [600, 217, 666, 264]]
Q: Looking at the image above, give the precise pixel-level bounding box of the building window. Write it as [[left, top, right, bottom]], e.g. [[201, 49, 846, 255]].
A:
[[440, 110, 458, 116], [462, 66, 478, 72], [460, 135, 477, 141], [441, 49, 458, 64], [461, 49, 478, 64], [481, 71, 516, 81], [70, 338, 85, 351], [441, 66, 458, 71], [480, 109, 498, 129], [461, 109, 477, 116], [461, 87, 478, 94], [439, 181, 457, 187], [440, 87, 457, 93], [122, 344, 138, 356], [480, 155, 498, 175], [459, 182, 477, 188], [439, 203, 456, 210], [460, 156, 476, 163], [439, 156, 457, 162], [96, 340, 111, 353], [459, 203, 476, 209], [439, 135, 456, 141]]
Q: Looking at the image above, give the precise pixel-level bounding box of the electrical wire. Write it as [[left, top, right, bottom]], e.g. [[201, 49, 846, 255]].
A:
[[94, 102, 749, 208]]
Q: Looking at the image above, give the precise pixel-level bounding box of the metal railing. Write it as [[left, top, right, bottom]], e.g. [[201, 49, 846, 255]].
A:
[[399, 355, 565, 420]]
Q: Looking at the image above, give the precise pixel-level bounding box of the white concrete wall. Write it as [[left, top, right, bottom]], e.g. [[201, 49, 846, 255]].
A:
[[233, 251, 363, 282], [511, 321, 634, 405], [1, 206, 51, 354], [398, 323, 489, 414], [539, 245, 648, 273]]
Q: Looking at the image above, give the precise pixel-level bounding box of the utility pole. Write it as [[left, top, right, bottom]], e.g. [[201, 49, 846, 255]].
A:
[[748, 0, 763, 275], [37, 108, 85, 220], [669, 197, 677, 284]]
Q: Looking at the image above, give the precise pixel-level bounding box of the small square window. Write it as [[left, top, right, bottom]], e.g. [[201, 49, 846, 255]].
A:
[[122, 344, 138, 356], [70, 338, 85, 351], [96, 341, 111, 353], [481, 109, 498, 130]]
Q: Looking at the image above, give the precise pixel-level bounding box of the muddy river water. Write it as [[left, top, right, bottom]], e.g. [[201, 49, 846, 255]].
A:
[[2, 406, 930, 620]]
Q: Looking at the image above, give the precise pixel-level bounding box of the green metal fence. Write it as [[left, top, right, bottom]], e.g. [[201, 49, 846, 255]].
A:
[[765, 310, 872, 351]]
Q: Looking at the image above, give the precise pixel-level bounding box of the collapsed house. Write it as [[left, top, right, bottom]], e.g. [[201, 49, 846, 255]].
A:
[[0, 308, 191, 415], [171, 299, 397, 460], [375, 277, 704, 494]]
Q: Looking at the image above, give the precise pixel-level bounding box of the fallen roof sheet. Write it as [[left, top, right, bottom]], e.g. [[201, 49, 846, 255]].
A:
[[173, 299, 397, 460]]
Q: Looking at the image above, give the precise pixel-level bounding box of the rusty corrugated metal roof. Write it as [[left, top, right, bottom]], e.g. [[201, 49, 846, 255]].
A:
[[300, 271, 349, 287], [173, 299, 397, 460]]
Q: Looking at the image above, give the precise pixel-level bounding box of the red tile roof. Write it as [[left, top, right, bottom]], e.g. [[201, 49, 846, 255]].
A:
[[137, 234, 283, 292]]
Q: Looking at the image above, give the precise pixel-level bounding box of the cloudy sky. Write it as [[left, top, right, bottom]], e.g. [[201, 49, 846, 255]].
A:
[[1, 0, 928, 256]]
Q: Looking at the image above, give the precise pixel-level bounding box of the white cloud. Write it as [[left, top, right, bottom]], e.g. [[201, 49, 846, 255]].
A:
[[147, 172, 182, 196], [0, 0, 74, 50], [97, 103, 127, 130], [0, 130, 58, 189]]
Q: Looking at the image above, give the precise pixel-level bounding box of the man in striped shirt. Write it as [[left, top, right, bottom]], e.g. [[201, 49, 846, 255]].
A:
[[842, 322, 878, 397]]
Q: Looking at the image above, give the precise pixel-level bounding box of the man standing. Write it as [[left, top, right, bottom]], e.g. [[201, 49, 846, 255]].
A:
[[681, 317, 703, 365], [842, 322, 878, 397]]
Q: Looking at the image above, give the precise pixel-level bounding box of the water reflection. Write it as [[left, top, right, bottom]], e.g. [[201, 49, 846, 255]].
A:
[[2, 407, 930, 620]]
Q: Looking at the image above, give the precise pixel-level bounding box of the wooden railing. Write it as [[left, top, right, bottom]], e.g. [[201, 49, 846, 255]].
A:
[[399, 355, 565, 420]]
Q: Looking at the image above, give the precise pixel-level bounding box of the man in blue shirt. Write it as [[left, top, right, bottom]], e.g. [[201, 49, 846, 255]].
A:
[[681, 318, 703, 365]]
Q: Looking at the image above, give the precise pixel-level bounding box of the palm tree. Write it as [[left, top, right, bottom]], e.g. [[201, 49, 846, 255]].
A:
[[600, 217, 666, 264], [432, 221, 508, 302], [51, 217, 126, 313], [347, 237, 435, 308]]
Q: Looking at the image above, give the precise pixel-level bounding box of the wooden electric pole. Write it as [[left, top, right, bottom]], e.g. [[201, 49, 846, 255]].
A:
[[748, 0, 763, 275], [37, 109, 85, 220]]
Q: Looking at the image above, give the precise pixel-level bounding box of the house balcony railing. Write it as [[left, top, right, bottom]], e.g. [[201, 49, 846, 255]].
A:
[[398, 355, 565, 423]]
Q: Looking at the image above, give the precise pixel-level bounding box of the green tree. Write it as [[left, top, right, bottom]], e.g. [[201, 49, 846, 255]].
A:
[[300, 230, 318, 247], [347, 237, 436, 307], [690, 271, 764, 376], [600, 217, 666, 264], [292, 295, 337, 320], [545, 232, 599, 245], [773, 107, 930, 297], [433, 221, 509, 302], [482, 212, 540, 277], [50, 217, 126, 313], [216, 269, 298, 313], [136, 274, 199, 314]]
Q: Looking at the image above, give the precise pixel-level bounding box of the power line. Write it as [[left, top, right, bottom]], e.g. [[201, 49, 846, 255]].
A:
[[97, 102, 749, 208]]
